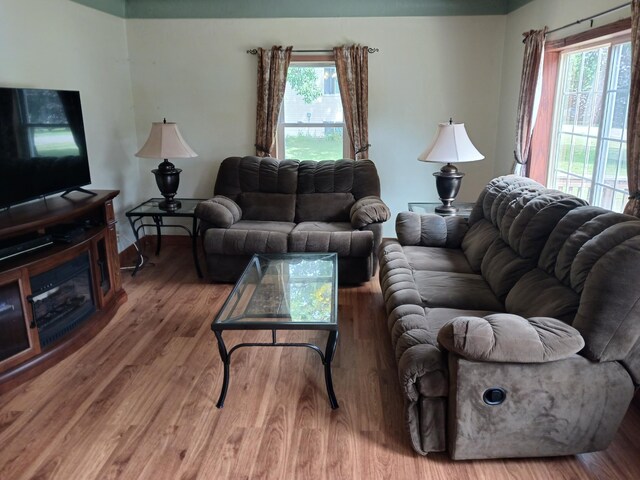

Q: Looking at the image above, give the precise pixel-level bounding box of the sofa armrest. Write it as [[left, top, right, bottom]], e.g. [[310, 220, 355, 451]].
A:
[[195, 196, 242, 229], [437, 314, 585, 363], [350, 196, 391, 228], [396, 211, 468, 248]]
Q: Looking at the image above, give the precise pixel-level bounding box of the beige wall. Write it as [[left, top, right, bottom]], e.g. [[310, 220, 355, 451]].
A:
[[126, 16, 506, 235], [6, 0, 626, 246], [0, 0, 140, 249], [494, 0, 631, 178]]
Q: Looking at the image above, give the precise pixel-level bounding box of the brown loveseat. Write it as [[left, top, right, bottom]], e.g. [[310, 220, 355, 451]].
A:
[[378, 175, 640, 459], [196, 156, 390, 284]]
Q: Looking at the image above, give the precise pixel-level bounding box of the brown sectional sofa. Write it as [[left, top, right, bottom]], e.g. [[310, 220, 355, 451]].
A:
[[196, 156, 390, 284], [378, 175, 640, 459]]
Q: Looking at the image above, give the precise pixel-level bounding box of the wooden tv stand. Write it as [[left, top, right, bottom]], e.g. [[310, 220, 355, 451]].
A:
[[0, 191, 127, 393]]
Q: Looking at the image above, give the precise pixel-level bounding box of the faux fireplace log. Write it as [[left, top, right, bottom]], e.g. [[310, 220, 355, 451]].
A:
[[0, 190, 127, 393]]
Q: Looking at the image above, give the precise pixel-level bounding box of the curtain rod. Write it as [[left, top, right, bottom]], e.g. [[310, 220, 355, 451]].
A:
[[246, 47, 379, 54], [544, 2, 631, 37]]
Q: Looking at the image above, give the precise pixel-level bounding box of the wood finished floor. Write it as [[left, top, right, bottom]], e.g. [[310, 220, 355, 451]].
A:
[[1, 244, 639, 479]]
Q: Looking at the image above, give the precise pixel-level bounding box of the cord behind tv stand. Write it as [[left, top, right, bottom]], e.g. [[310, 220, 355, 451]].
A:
[[61, 187, 97, 198]]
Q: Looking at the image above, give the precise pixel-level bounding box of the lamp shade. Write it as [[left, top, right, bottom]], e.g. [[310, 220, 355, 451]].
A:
[[135, 121, 197, 159], [418, 122, 484, 164]]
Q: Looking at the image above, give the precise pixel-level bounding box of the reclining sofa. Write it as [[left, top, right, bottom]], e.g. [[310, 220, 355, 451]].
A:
[[196, 156, 390, 284], [378, 175, 640, 459]]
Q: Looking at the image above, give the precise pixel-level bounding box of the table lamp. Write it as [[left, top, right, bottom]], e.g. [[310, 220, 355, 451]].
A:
[[418, 119, 484, 214], [135, 119, 197, 211]]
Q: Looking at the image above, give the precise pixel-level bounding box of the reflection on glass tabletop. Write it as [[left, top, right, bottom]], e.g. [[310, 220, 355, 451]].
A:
[[213, 253, 338, 328]]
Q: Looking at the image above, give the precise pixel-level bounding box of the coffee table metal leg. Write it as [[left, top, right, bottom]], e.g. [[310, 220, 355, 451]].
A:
[[323, 330, 339, 409], [214, 331, 230, 408]]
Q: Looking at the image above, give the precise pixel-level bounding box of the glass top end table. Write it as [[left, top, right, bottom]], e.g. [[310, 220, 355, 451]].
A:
[[408, 201, 475, 218], [212, 253, 339, 409], [125, 198, 206, 278], [127, 198, 203, 216]]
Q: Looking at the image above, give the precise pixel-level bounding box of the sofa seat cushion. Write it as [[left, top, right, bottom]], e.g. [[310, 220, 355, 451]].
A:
[[203, 221, 294, 255], [412, 271, 504, 311], [292, 221, 352, 233], [289, 227, 373, 258], [229, 220, 295, 234], [402, 246, 474, 274]]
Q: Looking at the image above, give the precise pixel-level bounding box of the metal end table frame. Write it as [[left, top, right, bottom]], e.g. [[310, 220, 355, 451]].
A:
[[125, 198, 204, 278]]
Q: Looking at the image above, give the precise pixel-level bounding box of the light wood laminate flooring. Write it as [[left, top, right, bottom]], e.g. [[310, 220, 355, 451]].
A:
[[0, 245, 639, 479]]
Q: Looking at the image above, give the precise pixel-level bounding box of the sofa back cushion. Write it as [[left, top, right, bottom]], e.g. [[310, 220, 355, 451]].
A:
[[570, 225, 640, 366], [480, 239, 534, 301], [214, 156, 299, 201], [297, 159, 380, 199], [461, 220, 499, 272], [534, 207, 640, 375], [465, 177, 640, 383], [505, 268, 581, 323], [295, 193, 355, 222], [239, 192, 296, 222], [468, 176, 541, 227], [214, 157, 382, 223]]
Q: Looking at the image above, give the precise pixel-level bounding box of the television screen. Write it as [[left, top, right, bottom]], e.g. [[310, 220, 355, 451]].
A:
[[0, 88, 92, 208]]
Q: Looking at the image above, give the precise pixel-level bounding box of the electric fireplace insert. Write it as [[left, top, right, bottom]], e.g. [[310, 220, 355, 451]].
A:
[[28, 252, 96, 347]]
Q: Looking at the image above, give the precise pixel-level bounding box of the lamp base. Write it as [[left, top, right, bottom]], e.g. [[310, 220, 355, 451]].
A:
[[158, 199, 182, 211], [152, 159, 182, 212], [434, 203, 459, 214], [433, 163, 465, 215]]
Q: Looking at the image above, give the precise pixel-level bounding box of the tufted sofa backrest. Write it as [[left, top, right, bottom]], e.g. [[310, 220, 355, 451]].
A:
[[214, 156, 298, 200], [214, 156, 381, 223], [464, 175, 640, 383], [296, 159, 380, 198], [537, 207, 640, 383]]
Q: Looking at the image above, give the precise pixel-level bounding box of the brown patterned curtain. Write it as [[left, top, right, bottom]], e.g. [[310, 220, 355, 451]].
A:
[[513, 28, 547, 176], [624, 0, 640, 216], [334, 45, 369, 160], [255, 46, 292, 157]]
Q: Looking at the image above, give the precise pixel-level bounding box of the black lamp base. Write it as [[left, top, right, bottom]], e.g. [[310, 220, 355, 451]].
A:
[[434, 203, 459, 214], [158, 199, 182, 211], [152, 159, 182, 211], [433, 163, 465, 214]]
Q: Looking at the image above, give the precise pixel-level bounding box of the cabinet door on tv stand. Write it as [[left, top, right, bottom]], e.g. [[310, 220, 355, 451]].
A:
[[0, 269, 40, 373]]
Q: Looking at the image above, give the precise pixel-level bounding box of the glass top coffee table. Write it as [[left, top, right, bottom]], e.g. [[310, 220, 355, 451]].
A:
[[211, 253, 339, 409]]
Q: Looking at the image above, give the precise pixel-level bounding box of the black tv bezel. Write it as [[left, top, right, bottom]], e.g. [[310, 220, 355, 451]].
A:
[[0, 87, 92, 209]]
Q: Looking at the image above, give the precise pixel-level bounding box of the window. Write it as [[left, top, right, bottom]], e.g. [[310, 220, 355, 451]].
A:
[[545, 24, 631, 211], [276, 58, 350, 160], [323, 67, 339, 95], [19, 90, 79, 158]]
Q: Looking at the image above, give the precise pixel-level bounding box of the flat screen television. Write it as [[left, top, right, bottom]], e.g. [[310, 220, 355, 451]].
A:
[[0, 87, 92, 208]]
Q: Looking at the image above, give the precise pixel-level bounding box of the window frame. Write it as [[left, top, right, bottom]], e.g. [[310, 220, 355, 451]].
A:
[[276, 54, 351, 160], [323, 66, 339, 95], [529, 18, 632, 192]]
